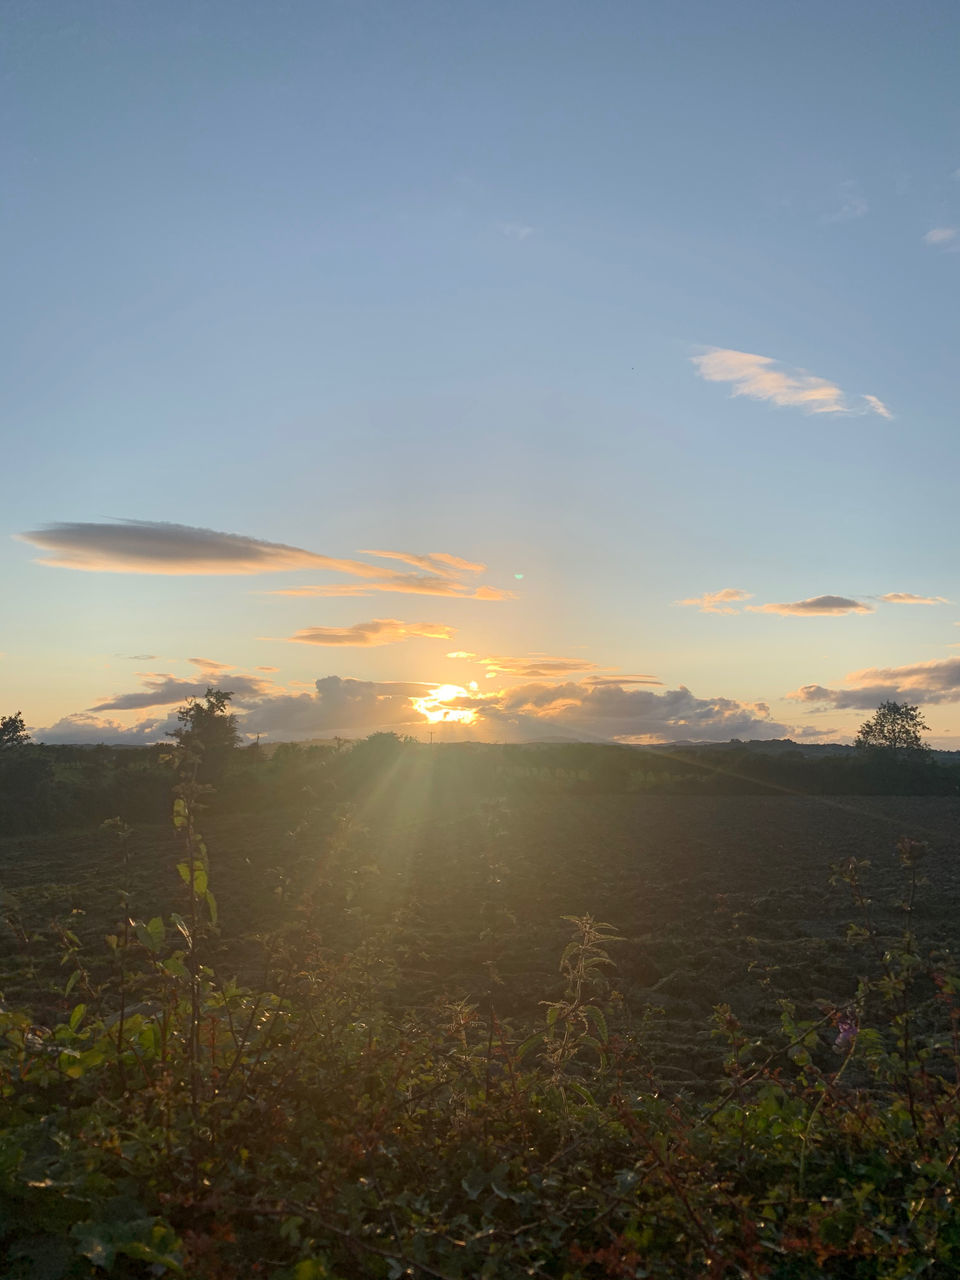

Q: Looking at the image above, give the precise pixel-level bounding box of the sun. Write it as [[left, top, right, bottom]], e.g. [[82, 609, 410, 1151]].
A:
[[411, 684, 477, 725]]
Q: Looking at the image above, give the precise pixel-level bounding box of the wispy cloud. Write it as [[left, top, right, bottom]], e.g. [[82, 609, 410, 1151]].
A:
[[285, 619, 455, 647], [445, 650, 663, 683], [923, 227, 957, 246], [271, 577, 516, 600], [862, 394, 894, 420], [675, 588, 752, 615], [361, 549, 486, 575], [691, 348, 891, 418], [820, 180, 868, 224], [879, 592, 950, 605], [497, 222, 535, 240], [17, 520, 513, 599], [748, 595, 873, 616]]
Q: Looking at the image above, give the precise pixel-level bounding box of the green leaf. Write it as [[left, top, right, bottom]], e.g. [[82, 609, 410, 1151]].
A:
[[71, 1223, 116, 1270], [568, 1079, 597, 1107], [172, 798, 188, 829], [205, 889, 218, 925], [294, 1262, 332, 1280], [516, 1032, 543, 1061], [135, 920, 162, 953], [68, 1003, 86, 1033], [583, 1004, 608, 1043]]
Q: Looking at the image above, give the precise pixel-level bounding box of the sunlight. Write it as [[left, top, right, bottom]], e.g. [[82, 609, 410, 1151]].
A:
[[411, 683, 477, 725]]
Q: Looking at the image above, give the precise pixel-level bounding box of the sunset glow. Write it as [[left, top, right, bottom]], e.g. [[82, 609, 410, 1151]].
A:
[[411, 685, 478, 726]]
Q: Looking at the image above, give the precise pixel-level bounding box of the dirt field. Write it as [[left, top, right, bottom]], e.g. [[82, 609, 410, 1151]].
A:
[[3, 790, 960, 1084]]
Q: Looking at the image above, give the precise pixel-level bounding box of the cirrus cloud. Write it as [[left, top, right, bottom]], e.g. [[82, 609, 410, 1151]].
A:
[[691, 348, 892, 418]]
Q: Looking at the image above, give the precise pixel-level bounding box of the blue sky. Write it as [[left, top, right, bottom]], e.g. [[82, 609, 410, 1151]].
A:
[[3, 1, 960, 744]]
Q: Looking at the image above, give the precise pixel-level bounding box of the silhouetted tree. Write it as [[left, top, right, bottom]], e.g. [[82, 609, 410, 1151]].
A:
[[171, 688, 240, 781], [855, 701, 930, 758], [0, 711, 30, 750]]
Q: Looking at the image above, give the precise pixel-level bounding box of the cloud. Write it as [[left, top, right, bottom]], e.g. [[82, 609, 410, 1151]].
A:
[[448, 652, 602, 679], [89, 668, 277, 712], [471, 680, 793, 743], [923, 227, 957, 246], [747, 595, 873, 616], [879, 592, 949, 605], [285, 619, 456, 647], [33, 713, 175, 745], [360, 549, 486, 576], [17, 520, 354, 575], [498, 222, 535, 240], [820, 180, 868, 224], [445, 650, 663, 683], [691, 348, 891, 418], [17, 521, 512, 598], [861, 394, 894, 420], [238, 676, 431, 739], [675, 588, 752, 615], [787, 657, 960, 710], [271, 576, 516, 600]]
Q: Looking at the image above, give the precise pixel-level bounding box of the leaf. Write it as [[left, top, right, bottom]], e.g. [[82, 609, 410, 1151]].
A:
[[205, 889, 218, 925], [515, 1032, 543, 1062], [461, 1167, 487, 1200], [294, 1262, 331, 1280], [568, 1079, 597, 1107], [162, 955, 189, 980], [71, 1223, 116, 1270], [172, 798, 188, 829], [64, 969, 81, 996], [583, 1004, 608, 1043], [134, 920, 162, 953], [68, 1003, 86, 1033]]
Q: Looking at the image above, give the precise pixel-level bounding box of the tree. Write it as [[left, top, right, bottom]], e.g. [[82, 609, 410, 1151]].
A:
[[855, 701, 930, 757], [0, 711, 30, 750], [171, 688, 240, 781]]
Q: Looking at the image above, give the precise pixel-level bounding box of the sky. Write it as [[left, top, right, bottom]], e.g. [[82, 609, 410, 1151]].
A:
[[3, 0, 960, 747]]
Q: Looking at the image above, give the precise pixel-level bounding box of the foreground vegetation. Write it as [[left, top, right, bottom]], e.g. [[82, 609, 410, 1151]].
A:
[[4, 729, 960, 1275]]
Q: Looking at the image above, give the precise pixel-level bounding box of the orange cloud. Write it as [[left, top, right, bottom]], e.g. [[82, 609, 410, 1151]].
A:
[[272, 576, 516, 600], [675, 587, 752, 614], [879, 592, 949, 605], [285, 619, 456, 647]]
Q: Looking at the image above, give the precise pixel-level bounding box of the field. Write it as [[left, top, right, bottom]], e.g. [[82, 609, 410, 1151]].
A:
[[5, 779, 960, 1081], [5, 755, 960, 1277]]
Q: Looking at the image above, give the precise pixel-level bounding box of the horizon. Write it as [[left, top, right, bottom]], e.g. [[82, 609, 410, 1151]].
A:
[[3, 3, 959, 748]]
